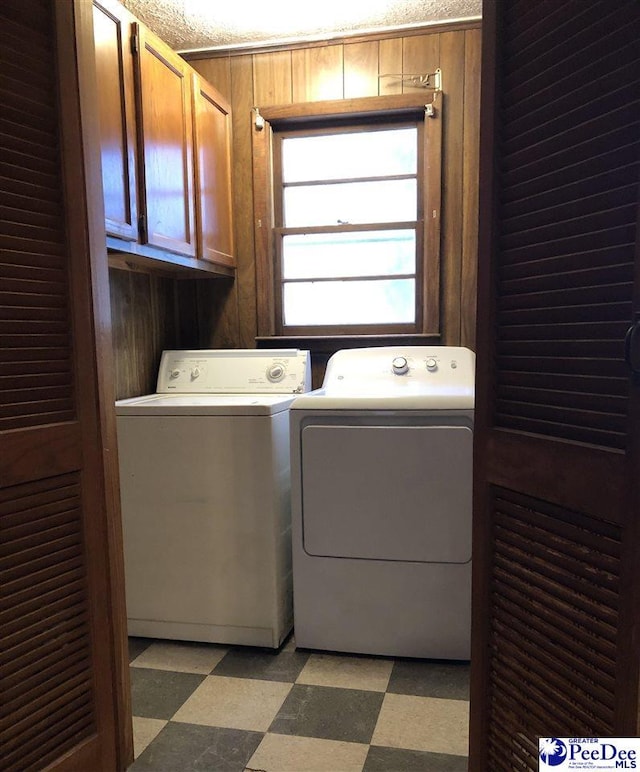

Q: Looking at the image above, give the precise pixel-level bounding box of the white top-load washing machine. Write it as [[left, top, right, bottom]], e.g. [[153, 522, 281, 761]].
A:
[[290, 346, 474, 659], [116, 349, 311, 648]]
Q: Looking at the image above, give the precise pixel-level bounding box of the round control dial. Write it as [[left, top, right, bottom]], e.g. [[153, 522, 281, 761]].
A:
[[392, 356, 409, 375], [267, 363, 286, 382], [426, 358, 438, 372], [170, 369, 180, 379]]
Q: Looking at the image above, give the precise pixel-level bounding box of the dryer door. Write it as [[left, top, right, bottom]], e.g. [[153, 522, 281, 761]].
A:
[[301, 423, 472, 563]]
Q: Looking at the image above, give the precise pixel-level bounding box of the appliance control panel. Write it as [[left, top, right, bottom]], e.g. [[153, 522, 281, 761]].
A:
[[322, 346, 475, 405], [156, 349, 311, 394]]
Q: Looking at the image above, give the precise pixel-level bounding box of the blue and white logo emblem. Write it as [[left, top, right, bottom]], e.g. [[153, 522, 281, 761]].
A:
[[540, 738, 568, 767]]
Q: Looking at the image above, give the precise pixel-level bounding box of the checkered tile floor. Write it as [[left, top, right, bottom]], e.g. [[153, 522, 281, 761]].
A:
[[128, 635, 470, 771]]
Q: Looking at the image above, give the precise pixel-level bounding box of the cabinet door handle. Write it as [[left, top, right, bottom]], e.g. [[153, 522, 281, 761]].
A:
[[624, 312, 640, 376]]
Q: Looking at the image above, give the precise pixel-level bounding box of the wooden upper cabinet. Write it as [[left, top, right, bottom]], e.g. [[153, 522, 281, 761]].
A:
[[92, 0, 138, 240], [133, 23, 196, 258], [192, 74, 234, 267], [91, 2, 235, 272]]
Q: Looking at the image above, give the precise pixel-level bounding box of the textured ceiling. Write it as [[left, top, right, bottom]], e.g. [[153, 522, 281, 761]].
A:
[[119, 0, 482, 52]]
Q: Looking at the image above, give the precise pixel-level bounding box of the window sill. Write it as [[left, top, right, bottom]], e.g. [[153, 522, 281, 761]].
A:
[[256, 332, 440, 354]]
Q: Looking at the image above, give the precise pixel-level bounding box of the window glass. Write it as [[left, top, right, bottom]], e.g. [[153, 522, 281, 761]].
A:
[[282, 128, 417, 182], [282, 230, 415, 279], [284, 179, 417, 227], [283, 279, 416, 326]]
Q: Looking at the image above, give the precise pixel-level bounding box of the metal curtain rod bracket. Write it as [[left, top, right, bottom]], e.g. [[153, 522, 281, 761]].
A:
[[253, 107, 265, 130], [378, 68, 442, 92]]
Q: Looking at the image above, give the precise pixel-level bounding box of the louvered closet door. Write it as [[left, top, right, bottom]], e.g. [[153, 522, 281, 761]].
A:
[[0, 0, 128, 769], [470, 1, 640, 769]]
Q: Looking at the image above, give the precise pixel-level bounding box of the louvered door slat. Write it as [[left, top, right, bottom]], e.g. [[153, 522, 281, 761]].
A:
[[495, 633, 614, 722], [3, 565, 84, 616], [0, 29, 51, 75], [502, 224, 635, 265], [499, 320, 626, 340], [494, 549, 619, 631], [3, 678, 93, 756], [502, 167, 639, 221], [0, 188, 61, 218], [492, 602, 616, 693], [1, 205, 62, 231], [504, 36, 638, 123], [2, 384, 72, 402], [499, 369, 625, 397], [0, 372, 72, 389], [2, 628, 86, 690], [498, 302, 633, 325], [502, 188, 637, 238], [0, 319, 66, 334], [503, 144, 637, 203], [504, 78, 639, 154], [0, 613, 85, 673], [492, 588, 617, 679], [499, 385, 626, 416], [496, 355, 626, 378], [503, 1, 636, 91], [18, 711, 95, 772]]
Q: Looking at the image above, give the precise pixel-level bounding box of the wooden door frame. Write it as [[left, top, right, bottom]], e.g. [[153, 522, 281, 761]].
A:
[[55, 0, 132, 767]]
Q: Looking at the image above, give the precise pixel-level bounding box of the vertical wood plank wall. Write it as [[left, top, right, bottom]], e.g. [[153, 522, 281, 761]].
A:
[[107, 24, 481, 399], [109, 267, 180, 399], [189, 25, 482, 351]]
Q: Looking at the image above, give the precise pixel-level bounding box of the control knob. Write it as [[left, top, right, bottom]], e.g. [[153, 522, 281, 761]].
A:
[[267, 363, 285, 382], [426, 358, 438, 372], [170, 369, 180, 379], [190, 367, 200, 380], [392, 356, 409, 375]]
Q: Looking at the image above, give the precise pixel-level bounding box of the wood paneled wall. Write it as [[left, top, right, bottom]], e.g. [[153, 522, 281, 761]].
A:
[[109, 267, 183, 399], [108, 23, 481, 399], [188, 23, 481, 351]]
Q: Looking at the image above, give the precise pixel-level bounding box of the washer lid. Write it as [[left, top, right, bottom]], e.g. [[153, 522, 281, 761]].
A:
[[115, 393, 296, 416]]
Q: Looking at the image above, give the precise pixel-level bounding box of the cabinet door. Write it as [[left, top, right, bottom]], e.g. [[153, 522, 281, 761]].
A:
[[93, 0, 138, 240], [134, 23, 196, 257], [193, 74, 235, 266]]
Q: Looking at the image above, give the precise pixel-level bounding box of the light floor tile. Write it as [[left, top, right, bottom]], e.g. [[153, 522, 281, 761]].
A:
[[248, 733, 369, 772], [371, 694, 469, 756], [132, 716, 167, 759], [297, 653, 393, 692], [172, 675, 292, 732], [130, 641, 228, 674]]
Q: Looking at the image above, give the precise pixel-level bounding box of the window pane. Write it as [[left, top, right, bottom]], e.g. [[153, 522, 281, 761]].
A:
[[283, 279, 415, 326], [282, 128, 417, 182], [284, 179, 417, 227], [282, 230, 415, 279]]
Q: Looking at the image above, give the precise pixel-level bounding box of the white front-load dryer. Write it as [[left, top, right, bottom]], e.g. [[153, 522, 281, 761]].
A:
[[290, 346, 474, 659]]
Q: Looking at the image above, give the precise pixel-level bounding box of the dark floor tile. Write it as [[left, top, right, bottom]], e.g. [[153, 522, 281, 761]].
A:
[[131, 668, 205, 720], [387, 660, 470, 700], [130, 722, 263, 772], [213, 647, 310, 683], [269, 683, 384, 744], [128, 636, 154, 663], [364, 745, 468, 772]]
